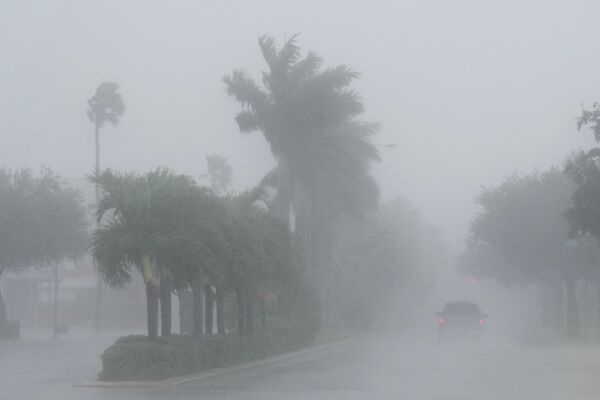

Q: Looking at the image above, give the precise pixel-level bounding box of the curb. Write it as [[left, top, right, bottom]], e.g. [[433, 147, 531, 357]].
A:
[[75, 337, 356, 388]]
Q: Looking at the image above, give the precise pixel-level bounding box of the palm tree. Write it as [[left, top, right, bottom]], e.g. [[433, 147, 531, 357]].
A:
[[224, 35, 380, 315], [89, 168, 193, 339], [87, 82, 125, 178], [201, 154, 232, 333], [161, 185, 226, 337], [212, 187, 291, 334], [87, 82, 125, 329]]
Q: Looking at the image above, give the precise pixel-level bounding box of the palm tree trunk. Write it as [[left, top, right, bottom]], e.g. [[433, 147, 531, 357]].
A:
[[216, 287, 225, 334], [260, 295, 266, 330], [309, 206, 336, 326], [142, 255, 159, 339], [540, 282, 551, 330], [159, 278, 172, 336], [271, 162, 292, 229], [551, 279, 564, 333], [145, 282, 159, 340], [565, 276, 581, 338], [0, 280, 6, 332], [93, 123, 104, 331], [95, 123, 100, 174], [205, 284, 214, 334], [245, 290, 254, 335], [596, 278, 600, 341], [191, 278, 204, 336], [236, 288, 245, 335], [52, 262, 59, 339], [541, 280, 563, 334]]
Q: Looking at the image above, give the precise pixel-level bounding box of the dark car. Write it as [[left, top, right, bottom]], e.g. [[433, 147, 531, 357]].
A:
[[436, 301, 488, 340]]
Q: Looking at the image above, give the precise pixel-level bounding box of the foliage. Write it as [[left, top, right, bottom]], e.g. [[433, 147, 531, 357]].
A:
[[223, 35, 380, 220], [205, 154, 232, 195], [87, 82, 125, 128], [89, 168, 200, 287], [0, 169, 42, 272], [99, 319, 316, 381], [90, 167, 316, 338], [0, 167, 87, 327], [276, 267, 321, 336], [217, 190, 294, 292], [564, 149, 600, 241], [224, 35, 380, 308], [90, 168, 205, 338], [462, 168, 592, 336], [463, 169, 578, 285], [0, 168, 87, 272], [335, 199, 445, 327]]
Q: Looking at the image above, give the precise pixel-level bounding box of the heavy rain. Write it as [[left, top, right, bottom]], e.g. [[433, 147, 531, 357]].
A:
[[1, 1, 600, 399]]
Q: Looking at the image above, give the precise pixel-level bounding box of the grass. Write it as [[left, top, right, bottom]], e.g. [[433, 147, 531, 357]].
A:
[[314, 326, 362, 345]]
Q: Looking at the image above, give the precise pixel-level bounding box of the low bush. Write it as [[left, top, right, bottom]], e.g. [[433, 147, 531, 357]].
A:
[[99, 319, 317, 381]]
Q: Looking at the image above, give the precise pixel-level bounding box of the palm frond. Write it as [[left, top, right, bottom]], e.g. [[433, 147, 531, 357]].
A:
[[235, 110, 261, 133], [277, 34, 301, 71], [290, 51, 323, 85], [310, 66, 360, 91], [258, 35, 278, 71], [90, 220, 135, 288], [87, 82, 125, 127], [223, 70, 269, 114]]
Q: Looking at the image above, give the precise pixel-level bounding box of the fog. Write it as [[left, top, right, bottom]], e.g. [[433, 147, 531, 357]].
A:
[[3, 0, 600, 250], [3, 1, 600, 399]]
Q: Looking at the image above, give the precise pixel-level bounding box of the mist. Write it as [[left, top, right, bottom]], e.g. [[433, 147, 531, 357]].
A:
[[2, 0, 600, 249], [2, 1, 600, 399]]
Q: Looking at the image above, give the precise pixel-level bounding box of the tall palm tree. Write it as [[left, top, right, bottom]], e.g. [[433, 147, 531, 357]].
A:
[[224, 35, 380, 314], [87, 82, 125, 176], [87, 82, 125, 329]]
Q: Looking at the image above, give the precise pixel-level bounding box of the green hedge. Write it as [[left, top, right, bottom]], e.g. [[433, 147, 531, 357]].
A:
[[99, 319, 317, 381]]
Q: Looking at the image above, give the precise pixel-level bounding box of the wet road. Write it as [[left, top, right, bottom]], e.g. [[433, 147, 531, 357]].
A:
[[2, 330, 600, 400]]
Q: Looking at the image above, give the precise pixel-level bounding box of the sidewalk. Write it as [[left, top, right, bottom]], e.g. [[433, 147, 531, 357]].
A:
[[0, 328, 123, 399]]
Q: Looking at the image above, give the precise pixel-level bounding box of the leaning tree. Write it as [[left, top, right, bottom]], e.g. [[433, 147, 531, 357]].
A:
[[224, 35, 379, 316]]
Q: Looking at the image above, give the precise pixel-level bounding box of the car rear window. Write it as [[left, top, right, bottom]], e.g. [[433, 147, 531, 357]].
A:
[[443, 302, 481, 316]]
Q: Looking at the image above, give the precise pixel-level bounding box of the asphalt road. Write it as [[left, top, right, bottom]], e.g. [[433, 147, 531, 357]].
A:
[[2, 329, 600, 400]]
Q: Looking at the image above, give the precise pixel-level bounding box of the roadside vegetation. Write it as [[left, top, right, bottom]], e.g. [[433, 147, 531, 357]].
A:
[[94, 36, 437, 380], [0, 35, 448, 380], [460, 105, 600, 340], [0, 168, 87, 338]]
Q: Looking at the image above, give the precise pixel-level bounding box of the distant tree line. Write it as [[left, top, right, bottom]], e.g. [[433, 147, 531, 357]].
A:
[[461, 104, 600, 338]]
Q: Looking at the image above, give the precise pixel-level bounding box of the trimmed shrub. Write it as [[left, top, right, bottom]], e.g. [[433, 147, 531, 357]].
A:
[[99, 319, 316, 381]]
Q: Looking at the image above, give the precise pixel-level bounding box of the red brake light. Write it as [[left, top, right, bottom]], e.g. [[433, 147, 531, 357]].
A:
[[479, 319, 485, 326]]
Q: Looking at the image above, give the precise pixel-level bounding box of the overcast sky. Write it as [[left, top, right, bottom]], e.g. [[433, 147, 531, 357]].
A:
[[1, 0, 599, 252]]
